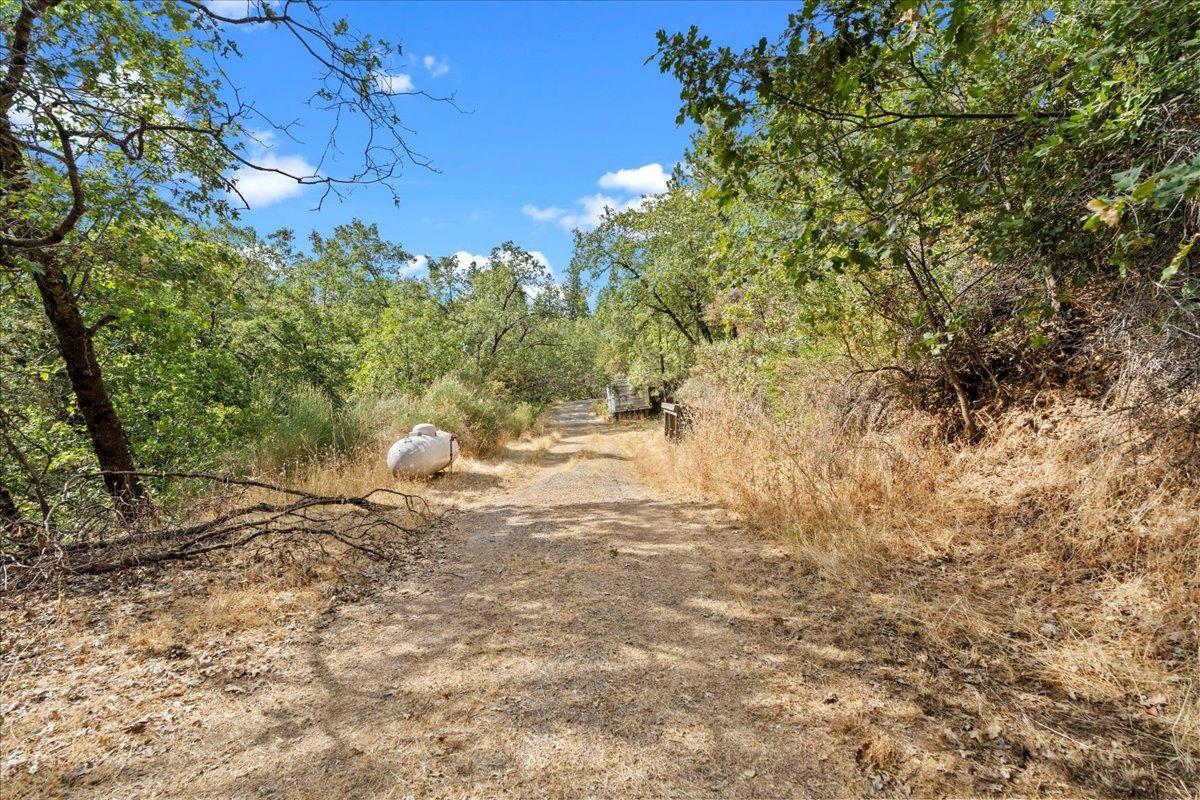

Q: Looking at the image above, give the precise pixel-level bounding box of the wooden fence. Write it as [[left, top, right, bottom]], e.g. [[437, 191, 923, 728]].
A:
[[662, 402, 687, 440]]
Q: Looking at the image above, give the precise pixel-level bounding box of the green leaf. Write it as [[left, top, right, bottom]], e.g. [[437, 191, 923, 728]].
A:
[[1162, 234, 1199, 282], [1131, 178, 1157, 201]]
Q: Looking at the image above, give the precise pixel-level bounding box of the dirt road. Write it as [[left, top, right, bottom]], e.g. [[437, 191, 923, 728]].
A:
[[116, 400, 881, 798], [7, 401, 1181, 798]]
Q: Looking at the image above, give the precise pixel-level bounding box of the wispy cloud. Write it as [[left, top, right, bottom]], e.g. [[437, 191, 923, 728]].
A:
[[372, 71, 415, 94], [204, 0, 256, 15], [422, 55, 450, 78], [524, 194, 644, 232], [557, 194, 638, 231], [522, 163, 670, 232], [450, 248, 553, 275], [202, 0, 278, 23], [521, 204, 565, 222], [9, 106, 34, 128]]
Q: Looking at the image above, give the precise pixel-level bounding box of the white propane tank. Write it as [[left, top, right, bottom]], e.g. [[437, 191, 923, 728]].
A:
[[387, 424, 459, 477]]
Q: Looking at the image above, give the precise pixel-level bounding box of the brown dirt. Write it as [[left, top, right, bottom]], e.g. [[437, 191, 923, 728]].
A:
[[2, 401, 1159, 797]]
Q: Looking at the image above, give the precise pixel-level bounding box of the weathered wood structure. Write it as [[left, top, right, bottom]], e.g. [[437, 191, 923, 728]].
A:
[[605, 379, 652, 419], [661, 402, 687, 440]]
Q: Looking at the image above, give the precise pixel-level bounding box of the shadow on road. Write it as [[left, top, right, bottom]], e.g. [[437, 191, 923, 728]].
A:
[[195, 400, 1188, 798]]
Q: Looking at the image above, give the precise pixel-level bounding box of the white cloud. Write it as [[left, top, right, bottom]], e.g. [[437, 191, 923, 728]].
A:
[[523, 194, 632, 232], [453, 251, 489, 271], [557, 194, 621, 230], [204, 0, 254, 14], [203, 0, 278, 20], [9, 106, 34, 127], [598, 163, 670, 195], [422, 55, 450, 78], [402, 254, 428, 276], [522, 252, 554, 298], [373, 71, 415, 94], [228, 153, 317, 208], [247, 127, 278, 148], [442, 248, 554, 301], [522, 162, 670, 233], [491, 247, 552, 273], [521, 204, 565, 222], [552, 194, 646, 232]]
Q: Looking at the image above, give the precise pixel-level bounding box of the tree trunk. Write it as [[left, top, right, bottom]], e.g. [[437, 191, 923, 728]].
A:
[[694, 311, 714, 344], [2, 1, 146, 519], [0, 479, 20, 532], [940, 360, 981, 443], [899, 250, 981, 442], [30, 252, 149, 518]]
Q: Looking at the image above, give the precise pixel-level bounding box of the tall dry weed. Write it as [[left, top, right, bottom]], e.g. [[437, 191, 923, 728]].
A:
[[633, 374, 1199, 766]]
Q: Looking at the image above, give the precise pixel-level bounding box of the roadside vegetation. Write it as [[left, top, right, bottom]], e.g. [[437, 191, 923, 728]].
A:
[[583, 0, 1200, 790], [0, 1, 600, 565]]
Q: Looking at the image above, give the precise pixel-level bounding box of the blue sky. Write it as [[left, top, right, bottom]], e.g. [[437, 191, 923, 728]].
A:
[[218, 1, 794, 278]]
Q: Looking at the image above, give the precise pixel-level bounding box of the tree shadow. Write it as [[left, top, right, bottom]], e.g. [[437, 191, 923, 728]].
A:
[[222, 490, 1192, 798], [83, 401, 1194, 798], [203, 485, 865, 797]]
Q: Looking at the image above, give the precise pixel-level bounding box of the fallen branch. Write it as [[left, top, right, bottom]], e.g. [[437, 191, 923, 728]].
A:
[[1, 472, 436, 589]]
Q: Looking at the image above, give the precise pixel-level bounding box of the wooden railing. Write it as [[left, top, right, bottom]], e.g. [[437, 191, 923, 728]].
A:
[[662, 402, 686, 440]]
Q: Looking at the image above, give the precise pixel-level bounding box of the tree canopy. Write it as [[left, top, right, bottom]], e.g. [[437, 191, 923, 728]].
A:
[[3, 0, 1198, 530]]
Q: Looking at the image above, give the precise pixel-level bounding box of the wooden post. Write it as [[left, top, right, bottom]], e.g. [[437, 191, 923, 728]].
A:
[[662, 402, 683, 440]]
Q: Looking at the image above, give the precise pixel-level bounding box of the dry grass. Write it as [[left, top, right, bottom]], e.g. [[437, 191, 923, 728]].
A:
[[0, 560, 340, 798], [628, 378, 1200, 790], [6, 398, 1196, 796], [285, 418, 559, 502], [120, 585, 330, 656], [1, 434, 447, 797], [0, 412, 559, 799]]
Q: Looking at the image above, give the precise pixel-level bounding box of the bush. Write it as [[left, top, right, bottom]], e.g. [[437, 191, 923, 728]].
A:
[[256, 385, 373, 472], [392, 376, 537, 457], [252, 377, 538, 474], [509, 401, 538, 436]]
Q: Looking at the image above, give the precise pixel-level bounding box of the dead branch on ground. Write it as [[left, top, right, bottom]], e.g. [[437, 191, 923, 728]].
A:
[[0, 472, 436, 590]]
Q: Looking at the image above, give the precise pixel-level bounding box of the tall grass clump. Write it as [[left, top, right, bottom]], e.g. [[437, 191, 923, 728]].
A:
[[250, 377, 540, 481], [256, 385, 374, 473], [391, 375, 537, 457]]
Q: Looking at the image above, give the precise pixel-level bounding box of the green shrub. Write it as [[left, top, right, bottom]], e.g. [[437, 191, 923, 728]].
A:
[[253, 378, 538, 472], [509, 401, 538, 436], [256, 385, 372, 471], [393, 376, 538, 457]]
